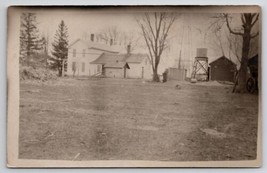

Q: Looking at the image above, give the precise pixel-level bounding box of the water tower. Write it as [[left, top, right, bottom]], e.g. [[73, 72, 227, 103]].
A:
[[191, 48, 208, 81]]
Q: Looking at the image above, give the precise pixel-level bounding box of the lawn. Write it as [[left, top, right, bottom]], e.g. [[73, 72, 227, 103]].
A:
[[19, 78, 259, 161]]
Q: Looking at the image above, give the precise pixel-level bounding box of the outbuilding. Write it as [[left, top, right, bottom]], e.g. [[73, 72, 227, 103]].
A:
[[91, 52, 152, 79], [103, 62, 130, 78], [209, 56, 237, 82]]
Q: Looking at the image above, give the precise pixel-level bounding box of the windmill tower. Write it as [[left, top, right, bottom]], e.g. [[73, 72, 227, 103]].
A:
[[176, 25, 192, 72]]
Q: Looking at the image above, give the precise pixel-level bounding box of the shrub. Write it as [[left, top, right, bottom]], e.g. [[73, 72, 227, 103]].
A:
[[20, 65, 57, 81]]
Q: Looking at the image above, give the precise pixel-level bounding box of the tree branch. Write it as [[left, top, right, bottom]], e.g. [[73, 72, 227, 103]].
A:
[[251, 13, 259, 27], [144, 14, 156, 41], [241, 15, 246, 25], [138, 22, 155, 70], [224, 14, 243, 36], [137, 12, 177, 76], [251, 32, 259, 38]]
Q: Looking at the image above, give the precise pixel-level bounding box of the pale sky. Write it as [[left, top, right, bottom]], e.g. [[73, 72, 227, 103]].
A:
[[25, 7, 259, 74]]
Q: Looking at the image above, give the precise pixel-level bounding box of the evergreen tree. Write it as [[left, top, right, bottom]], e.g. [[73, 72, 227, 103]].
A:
[[20, 13, 42, 65], [51, 20, 69, 77]]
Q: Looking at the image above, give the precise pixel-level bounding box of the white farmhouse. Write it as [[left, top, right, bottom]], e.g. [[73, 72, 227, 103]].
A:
[[67, 36, 152, 79], [66, 36, 120, 77]]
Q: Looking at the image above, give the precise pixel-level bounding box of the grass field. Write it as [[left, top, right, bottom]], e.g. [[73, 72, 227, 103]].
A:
[[19, 78, 259, 161]]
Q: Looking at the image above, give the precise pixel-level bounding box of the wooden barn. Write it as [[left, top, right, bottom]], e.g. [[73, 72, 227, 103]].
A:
[[209, 56, 237, 82]]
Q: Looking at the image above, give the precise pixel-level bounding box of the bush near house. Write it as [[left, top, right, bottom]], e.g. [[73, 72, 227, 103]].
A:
[[20, 65, 57, 81], [20, 53, 58, 81]]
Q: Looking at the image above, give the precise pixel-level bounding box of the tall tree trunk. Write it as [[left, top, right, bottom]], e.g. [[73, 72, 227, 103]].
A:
[[224, 13, 259, 93], [137, 13, 176, 83], [58, 67, 62, 77], [27, 40, 30, 66], [235, 30, 251, 93], [152, 65, 160, 82], [58, 60, 63, 77]]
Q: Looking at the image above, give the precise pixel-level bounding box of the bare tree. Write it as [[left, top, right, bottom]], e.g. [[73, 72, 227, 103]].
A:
[[226, 33, 242, 63], [207, 13, 259, 92], [96, 26, 120, 45], [207, 16, 231, 59], [210, 24, 240, 63], [224, 13, 259, 93], [137, 12, 177, 82], [214, 27, 226, 56], [95, 27, 140, 54], [121, 31, 141, 53]]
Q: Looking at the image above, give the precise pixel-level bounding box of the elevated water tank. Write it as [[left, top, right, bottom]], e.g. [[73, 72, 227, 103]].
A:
[[196, 48, 208, 58]]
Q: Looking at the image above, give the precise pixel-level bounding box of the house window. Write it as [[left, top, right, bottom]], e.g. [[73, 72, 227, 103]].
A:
[[72, 62, 76, 71], [73, 49, 76, 57], [97, 65, 101, 72], [82, 62, 85, 72], [82, 49, 85, 57]]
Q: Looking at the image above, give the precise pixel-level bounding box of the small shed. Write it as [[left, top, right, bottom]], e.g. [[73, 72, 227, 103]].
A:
[[103, 62, 130, 78], [168, 68, 187, 81], [209, 56, 237, 82]]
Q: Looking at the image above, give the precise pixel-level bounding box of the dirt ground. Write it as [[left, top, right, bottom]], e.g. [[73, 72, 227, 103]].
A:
[[19, 78, 259, 161]]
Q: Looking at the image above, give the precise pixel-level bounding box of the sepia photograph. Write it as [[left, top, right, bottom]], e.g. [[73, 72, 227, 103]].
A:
[[7, 5, 261, 167]]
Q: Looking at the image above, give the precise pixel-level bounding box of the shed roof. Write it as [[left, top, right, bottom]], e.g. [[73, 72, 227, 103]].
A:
[[104, 62, 130, 69], [209, 56, 236, 66], [125, 54, 147, 63], [90, 53, 125, 64]]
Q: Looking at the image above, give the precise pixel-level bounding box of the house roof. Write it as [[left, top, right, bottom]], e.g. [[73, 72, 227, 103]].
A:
[[90, 53, 147, 65], [90, 53, 125, 64], [104, 62, 130, 69], [209, 56, 236, 66], [69, 39, 121, 53], [125, 54, 147, 63]]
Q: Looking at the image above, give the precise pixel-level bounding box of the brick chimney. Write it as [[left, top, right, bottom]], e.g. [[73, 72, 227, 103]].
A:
[[90, 34, 94, 42]]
